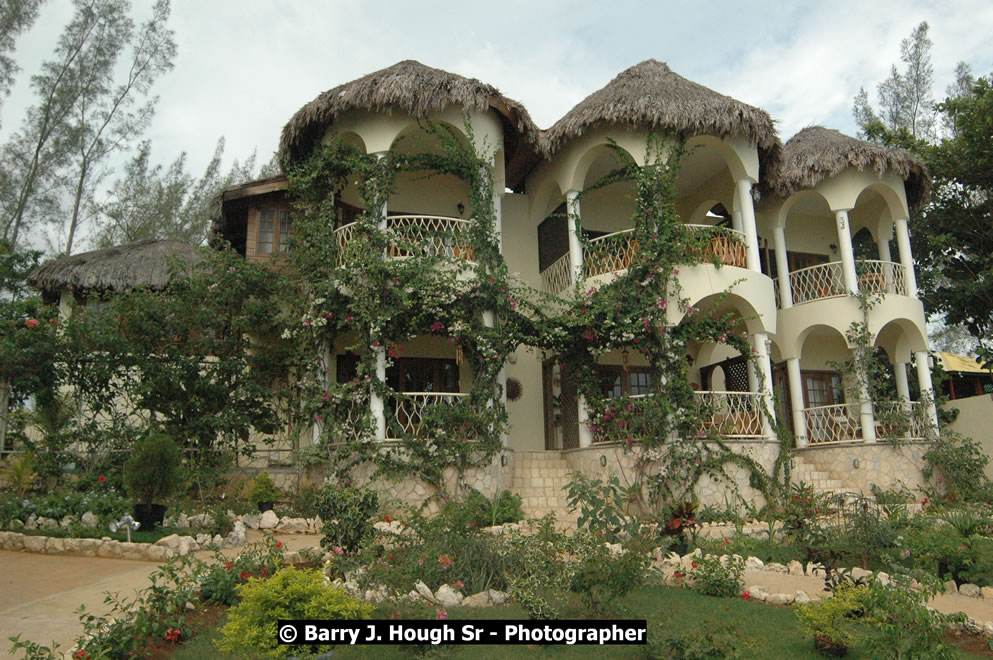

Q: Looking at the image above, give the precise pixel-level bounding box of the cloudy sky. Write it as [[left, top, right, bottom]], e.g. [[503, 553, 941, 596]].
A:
[[3, 0, 993, 249]]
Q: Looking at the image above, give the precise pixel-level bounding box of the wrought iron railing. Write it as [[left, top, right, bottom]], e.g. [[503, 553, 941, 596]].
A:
[[789, 261, 846, 304], [333, 222, 358, 268], [540, 252, 573, 295], [802, 403, 862, 444], [585, 229, 638, 277], [685, 225, 747, 268], [388, 392, 469, 439], [695, 391, 765, 438]]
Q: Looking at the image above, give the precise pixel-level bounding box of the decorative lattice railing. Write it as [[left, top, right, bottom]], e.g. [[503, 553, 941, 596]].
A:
[[873, 400, 930, 440], [685, 225, 747, 268], [540, 252, 573, 295], [790, 261, 846, 305], [317, 395, 369, 444], [802, 403, 862, 444], [388, 392, 469, 439], [333, 215, 476, 267], [856, 260, 908, 296], [695, 391, 765, 438], [585, 229, 638, 277]]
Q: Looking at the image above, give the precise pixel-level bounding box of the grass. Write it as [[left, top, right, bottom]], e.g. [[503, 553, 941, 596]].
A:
[[168, 585, 992, 659], [14, 524, 194, 543]]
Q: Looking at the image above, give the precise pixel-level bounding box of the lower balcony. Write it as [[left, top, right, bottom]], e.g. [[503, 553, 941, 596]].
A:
[[388, 392, 472, 440], [800, 400, 930, 445]]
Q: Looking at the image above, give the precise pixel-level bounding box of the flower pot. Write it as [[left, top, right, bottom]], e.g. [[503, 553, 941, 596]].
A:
[[813, 636, 848, 657], [133, 503, 167, 530], [671, 541, 689, 556], [257, 501, 274, 513]]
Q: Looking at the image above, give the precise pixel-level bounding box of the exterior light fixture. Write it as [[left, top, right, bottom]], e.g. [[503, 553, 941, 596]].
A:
[[853, 458, 860, 469], [599, 455, 607, 467], [457, 202, 465, 217], [501, 454, 508, 467], [750, 187, 761, 203]]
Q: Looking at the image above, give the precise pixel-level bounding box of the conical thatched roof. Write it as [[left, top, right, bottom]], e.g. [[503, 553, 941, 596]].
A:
[[541, 60, 781, 174], [279, 60, 540, 188], [771, 126, 929, 208], [28, 239, 205, 296]]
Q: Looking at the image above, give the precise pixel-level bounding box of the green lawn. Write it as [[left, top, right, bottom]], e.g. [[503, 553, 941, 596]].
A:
[[171, 585, 991, 659]]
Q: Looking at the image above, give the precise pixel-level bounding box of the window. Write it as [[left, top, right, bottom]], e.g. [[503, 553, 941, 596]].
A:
[[257, 208, 291, 254], [387, 357, 459, 393], [597, 366, 653, 398], [802, 371, 844, 407]]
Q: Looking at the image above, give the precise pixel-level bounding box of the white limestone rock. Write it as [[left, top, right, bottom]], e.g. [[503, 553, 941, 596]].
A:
[[435, 584, 464, 608], [276, 517, 309, 534], [195, 533, 211, 546], [155, 534, 199, 556], [224, 521, 247, 547], [787, 560, 804, 576], [240, 513, 261, 530], [944, 580, 958, 595], [462, 592, 492, 608], [960, 583, 981, 599], [80, 512, 99, 528], [258, 510, 279, 530], [767, 592, 794, 606], [876, 571, 890, 586], [24, 514, 37, 530], [746, 585, 768, 602], [981, 586, 993, 600], [795, 590, 811, 604], [45, 537, 66, 554], [60, 515, 76, 528], [373, 520, 405, 535], [175, 512, 189, 528], [745, 556, 764, 570], [22, 535, 47, 553], [850, 568, 873, 581], [488, 590, 509, 606], [765, 562, 787, 573], [415, 581, 437, 604]]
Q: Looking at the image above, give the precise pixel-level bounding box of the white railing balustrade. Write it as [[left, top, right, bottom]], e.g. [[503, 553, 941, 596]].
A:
[[388, 392, 469, 439], [856, 260, 908, 296], [585, 229, 638, 277], [318, 396, 370, 444], [540, 252, 573, 295], [802, 403, 862, 444], [695, 391, 765, 438], [790, 261, 846, 305], [685, 225, 747, 268], [873, 400, 930, 440], [333, 215, 476, 267]]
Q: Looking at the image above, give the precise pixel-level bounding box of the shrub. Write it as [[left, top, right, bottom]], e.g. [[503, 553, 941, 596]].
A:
[[923, 431, 991, 502], [0, 452, 38, 496], [457, 488, 523, 527], [565, 472, 639, 543], [568, 531, 653, 613], [688, 554, 744, 598], [860, 574, 962, 659], [650, 622, 745, 659], [123, 433, 182, 504], [314, 484, 379, 554], [793, 581, 866, 649], [217, 567, 372, 659], [246, 471, 282, 506]]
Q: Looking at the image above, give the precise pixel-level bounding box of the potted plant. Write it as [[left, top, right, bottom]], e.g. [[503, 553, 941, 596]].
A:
[[123, 433, 182, 529], [661, 500, 698, 555], [794, 582, 866, 657], [247, 471, 281, 512]]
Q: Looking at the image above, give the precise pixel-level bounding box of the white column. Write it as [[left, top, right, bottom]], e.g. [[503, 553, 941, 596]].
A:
[[858, 369, 877, 443], [313, 343, 331, 446], [895, 218, 918, 298], [735, 179, 761, 273], [914, 351, 940, 431], [877, 235, 892, 263], [497, 368, 509, 448], [751, 332, 776, 436], [493, 192, 503, 254], [577, 395, 594, 448], [372, 348, 387, 442], [877, 233, 893, 292], [566, 189, 583, 285], [731, 209, 743, 234], [773, 225, 792, 308], [835, 209, 859, 294], [787, 358, 807, 447], [894, 361, 910, 401]]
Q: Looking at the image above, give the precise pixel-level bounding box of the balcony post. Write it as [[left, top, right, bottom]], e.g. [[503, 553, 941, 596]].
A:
[[566, 189, 584, 286], [895, 218, 918, 298], [577, 395, 594, 447], [787, 358, 807, 447], [735, 179, 761, 273], [750, 332, 776, 437], [773, 225, 792, 308], [894, 361, 910, 401], [914, 350, 940, 434], [493, 191, 503, 254], [375, 151, 389, 230], [858, 370, 877, 443], [371, 347, 387, 442], [731, 208, 743, 234], [877, 232, 894, 292], [834, 209, 859, 294]]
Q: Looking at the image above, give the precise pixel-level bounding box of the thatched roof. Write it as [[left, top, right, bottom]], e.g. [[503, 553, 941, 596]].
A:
[[541, 60, 781, 175], [279, 60, 540, 189], [770, 126, 930, 208], [28, 239, 205, 296]]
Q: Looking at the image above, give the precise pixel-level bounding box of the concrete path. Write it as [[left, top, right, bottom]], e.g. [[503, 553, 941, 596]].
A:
[[4, 535, 993, 657]]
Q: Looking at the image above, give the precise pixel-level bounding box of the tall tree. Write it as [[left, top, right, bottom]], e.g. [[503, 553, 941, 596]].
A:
[[0, 0, 46, 126], [61, 0, 175, 255]]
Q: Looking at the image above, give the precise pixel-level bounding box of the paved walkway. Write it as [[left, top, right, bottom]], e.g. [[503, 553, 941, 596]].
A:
[[4, 534, 993, 657]]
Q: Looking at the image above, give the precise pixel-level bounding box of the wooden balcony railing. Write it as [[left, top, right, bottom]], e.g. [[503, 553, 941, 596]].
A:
[[802, 403, 862, 444], [695, 390, 765, 438], [388, 392, 469, 439], [586, 229, 638, 277], [333, 215, 476, 267], [685, 225, 747, 268], [540, 252, 573, 295]]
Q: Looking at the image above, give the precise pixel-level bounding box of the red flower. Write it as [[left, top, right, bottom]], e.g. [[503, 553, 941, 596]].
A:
[[723, 537, 730, 544], [388, 553, 395, 561], [240, 571, 250, 580], [165, 628, 181, 644], [73, 651, 89, 660], [25, 318, 38, 329], [97, 475, 106, 483], [261, 567, 269, 577], [438, 554, 454, 569], [673, 571, 683, 579], [384, 514, 391, 523], [275, 541, 282, 549], [741, 590, 751, 600], [225, 561, 233, 570], [691, 562, 698, 569]]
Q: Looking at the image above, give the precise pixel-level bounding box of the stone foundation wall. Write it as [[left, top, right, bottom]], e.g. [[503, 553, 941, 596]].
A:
[[793, 441, 930, 493], [563, 440, 782, 510], [341, 450, 514, 515]]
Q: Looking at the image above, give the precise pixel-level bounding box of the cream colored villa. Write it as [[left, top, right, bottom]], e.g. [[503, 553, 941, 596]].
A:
[[35, 60, 939, 512]]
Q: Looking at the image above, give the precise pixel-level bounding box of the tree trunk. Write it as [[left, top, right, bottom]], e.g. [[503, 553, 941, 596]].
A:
[[65, 160, 89, 256]]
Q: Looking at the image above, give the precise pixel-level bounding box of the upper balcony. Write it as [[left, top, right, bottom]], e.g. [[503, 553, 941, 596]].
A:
[[780, 259, 909, 306], [333, 214, 477, 268]]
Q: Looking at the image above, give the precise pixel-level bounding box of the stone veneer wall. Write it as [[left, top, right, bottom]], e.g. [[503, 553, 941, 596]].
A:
[[792, 442, 930, 493], [562, 440, 783, 510], [342, 449, 514, 515]]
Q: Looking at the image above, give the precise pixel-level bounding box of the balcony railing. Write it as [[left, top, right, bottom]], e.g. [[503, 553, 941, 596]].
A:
[[802, 403, 862, 444], [540, 252, 573, 295], [586, 229, 638, 278], [873, 400, 930, 440], [388, 392, 469, 439], [856, 260, 908, 296], [685, 225, 747, 268], [695, 391, 765, 438], [789, 261, 846, 305], [333, 215, 476, 268]]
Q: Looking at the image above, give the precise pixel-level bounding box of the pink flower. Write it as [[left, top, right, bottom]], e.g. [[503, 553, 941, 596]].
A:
[[98, 475, 106, 483], [333, 546, 344, 556], [430, 321, 444, 332], [165, 628, 181, 644], [24, 318, 38, 329], [435, 607, 448, 620]]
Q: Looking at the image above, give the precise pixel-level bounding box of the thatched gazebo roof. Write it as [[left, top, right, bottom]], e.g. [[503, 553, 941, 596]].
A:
[[541, 60, 782, 175], [279, 60, 540, 190], [28, 239, 205, 297], [770, 126, 930, 208]]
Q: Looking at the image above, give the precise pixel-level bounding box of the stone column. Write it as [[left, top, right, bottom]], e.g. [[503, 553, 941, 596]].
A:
[[835, 209, 859, 294], [787, 358, 807, 447], [858, 368, 877, 443], [914, 351, 940, 432], [735, 179, 761, 273], [566, 189, 584, 286], [751, 332, 776, 436], [895, 218, 918, 298], [773, 225, 792, 308]]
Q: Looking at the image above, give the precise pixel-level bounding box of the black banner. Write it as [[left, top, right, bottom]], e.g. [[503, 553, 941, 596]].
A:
[[276, 620, 647, 645]]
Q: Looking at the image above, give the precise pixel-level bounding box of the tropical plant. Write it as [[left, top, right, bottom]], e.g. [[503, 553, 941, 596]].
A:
[[0, 452, 37, 496], [246, 471, 282, 506], [123, 432, 181, 504]]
